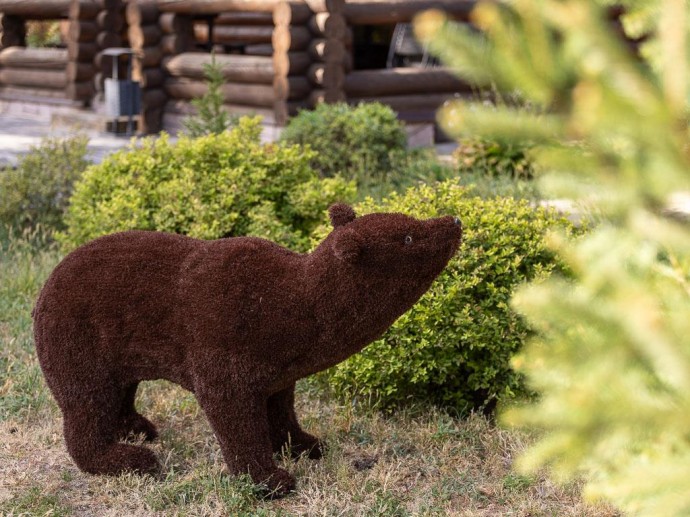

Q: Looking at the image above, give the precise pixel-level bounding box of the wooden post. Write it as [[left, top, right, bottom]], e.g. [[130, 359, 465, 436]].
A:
[[1, 15, 26, 48], [272, 1, 316, 125], [127, 0, 165, 133], [66, 0, 101, 103], [303, 0, 345, 107]]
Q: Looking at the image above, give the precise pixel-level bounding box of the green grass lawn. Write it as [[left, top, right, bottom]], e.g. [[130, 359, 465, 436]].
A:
[[0, 236, 618, 516]]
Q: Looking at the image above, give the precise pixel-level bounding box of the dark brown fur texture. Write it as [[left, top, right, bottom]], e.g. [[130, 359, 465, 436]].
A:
[[33, 204, 462, 496]]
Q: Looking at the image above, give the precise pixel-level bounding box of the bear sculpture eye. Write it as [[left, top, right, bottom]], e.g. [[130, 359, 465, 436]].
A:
[[404, 235, 413, 245]]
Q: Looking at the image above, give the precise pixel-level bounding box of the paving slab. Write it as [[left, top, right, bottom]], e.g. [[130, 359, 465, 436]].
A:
[[0, 115, 133, 168]]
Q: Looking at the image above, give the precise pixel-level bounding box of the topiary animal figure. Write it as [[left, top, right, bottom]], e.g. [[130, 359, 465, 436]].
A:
[[32, 204, 462, 496]]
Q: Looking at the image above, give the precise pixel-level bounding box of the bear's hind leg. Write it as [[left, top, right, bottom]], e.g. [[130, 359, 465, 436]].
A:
[[118, 383, 158, 441], [62, 383, 160, 476], [195, 383, 295, 497], [267, 384, 322, 460]]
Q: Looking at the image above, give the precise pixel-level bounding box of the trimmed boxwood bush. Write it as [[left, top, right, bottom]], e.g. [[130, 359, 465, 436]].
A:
[[280, 102, 407, 190], [315, 179, 572, 414], [59, 117, 355, 251], [0, 136, 90, 237]]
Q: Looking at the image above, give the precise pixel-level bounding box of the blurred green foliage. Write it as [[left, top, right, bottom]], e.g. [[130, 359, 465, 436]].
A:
[[416, 0, 690, 514]]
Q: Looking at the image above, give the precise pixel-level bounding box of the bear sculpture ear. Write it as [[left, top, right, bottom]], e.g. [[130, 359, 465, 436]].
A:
[[333, 228, 362, 263], [329, 203, 356, 228]]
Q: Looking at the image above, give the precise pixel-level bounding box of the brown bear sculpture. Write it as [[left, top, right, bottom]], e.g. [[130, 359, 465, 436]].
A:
[[33, 204, 462, 496]]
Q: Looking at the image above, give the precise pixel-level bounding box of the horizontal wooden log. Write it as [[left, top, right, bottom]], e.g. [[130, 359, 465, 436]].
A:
[[96, 10, 124, 32], [165, 98, 275, 119], [0, 84, 65, 100], [348, 93, 459, 111], [308, 12, 345, 39], [244, 43, 273, 55], [194, 23, 273, 45], [96, 31, 121, 48], [160, 33, 194, 54], [303, 0, 343, 14], [165, 76, 276, 107], [138, 45, 163, 67], [129, 24, 162, 48], [67, 41, 97, 61], [66, 60, 94, 81], [273, 50, 310, 76], [273, 98, 309, 124], [272, 25, 311, 52], [216, 11, 274, 25], [142, 87, 167, 108], [344, 68, 469, 97], [307, 62, 343, 89], [273, 2, 312, 27], [133, 66, 165, 88], [125, 0, 159, 26], [158, 0, 281, 14], [308, 37, 344, 63], [344, 0, 474, 25], [0, 46, 67, 69], [159, 12, 194, 34], [141, 106, 164, 134], [0, 67, 67, 88], [68, 20, 98, 42], [309, 87, 345, 106], [69, 0, 102, 20], [0, 0, 71, 18], [273, 75, 310, 100], [66, 79, 93, 100], [163, 52, 274, 83]]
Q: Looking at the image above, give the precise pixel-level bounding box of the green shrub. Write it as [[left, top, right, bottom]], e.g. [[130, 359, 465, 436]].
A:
[[315, 179, 571, 414], [280, 102, 407, 190], [0, 136, 90, 237], [59, 117, 355, 251], [454, 136, 534, 180]]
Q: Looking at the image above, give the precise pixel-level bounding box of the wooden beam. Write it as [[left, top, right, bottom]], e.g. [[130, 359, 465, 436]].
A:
[[344, 68, 469, 97], [216, 11, 274, 25], [0, 46, 67, 69], [0, 67, 67, 88], [0, 0, 71, 18], [271, 25, 311, 52], [194, 23, 273, 44], [165, 76, 276, 107], [273, 2, 312, 26], [157, 0, 282, 14], [343, 0, 475, 25], [163, 52, 274, 83]]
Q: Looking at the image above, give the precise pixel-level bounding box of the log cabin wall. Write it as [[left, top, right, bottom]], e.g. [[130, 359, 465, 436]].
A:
[[340, 0, 474, 126], [0, 0, 102, 106], [126, 0, 166, 132]]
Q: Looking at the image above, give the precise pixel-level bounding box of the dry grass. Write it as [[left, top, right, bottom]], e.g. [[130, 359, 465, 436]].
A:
[[0, 236, 621, 516], [0, 382, 620, 516]]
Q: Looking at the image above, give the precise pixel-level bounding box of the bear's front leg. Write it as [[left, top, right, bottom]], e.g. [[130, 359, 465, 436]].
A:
[[267, 384, 323, 459], [194, 383, 295, 497]]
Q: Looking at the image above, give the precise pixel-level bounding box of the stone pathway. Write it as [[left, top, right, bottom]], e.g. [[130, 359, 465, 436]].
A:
[[0, 115, 132, 167], [0, 113, 457, 168]]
